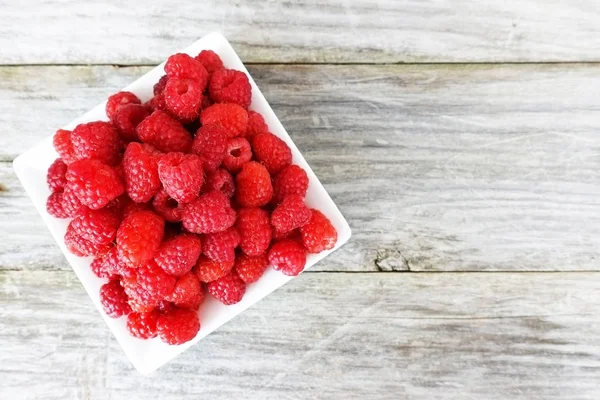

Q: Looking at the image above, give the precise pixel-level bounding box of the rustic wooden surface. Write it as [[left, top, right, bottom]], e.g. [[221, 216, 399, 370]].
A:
[[1, 1, 600, 399]]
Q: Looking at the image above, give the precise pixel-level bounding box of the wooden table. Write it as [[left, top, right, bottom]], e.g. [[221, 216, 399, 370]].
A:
[[2, 2, 600, 399]]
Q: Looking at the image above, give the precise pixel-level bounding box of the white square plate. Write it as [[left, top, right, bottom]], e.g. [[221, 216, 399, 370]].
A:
[[12, 32, 352, 374]]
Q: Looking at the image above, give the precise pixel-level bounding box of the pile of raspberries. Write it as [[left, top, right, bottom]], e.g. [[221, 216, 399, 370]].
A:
[[44, 50, 338, 346]]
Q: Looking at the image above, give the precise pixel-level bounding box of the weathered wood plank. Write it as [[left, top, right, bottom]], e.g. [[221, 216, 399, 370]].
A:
[[1, 271, 599, 399], [2, 64, 600, 271], [3, 1, 600, 64]]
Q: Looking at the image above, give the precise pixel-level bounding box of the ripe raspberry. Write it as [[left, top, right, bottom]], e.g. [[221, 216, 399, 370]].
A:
[[71, 121, 121, 166], [273, 164, 309, 204], [203, 227, 240, 263], [99, 280, 131, 318], [61, 184, 84, 217], [90, 255, 117, 280], [193, 255, 233, 283], [155, 234, 202, 276], [251, 132, 292, 174], [53, 129, 76, 164], [158, 152, 204, 204], [164, 78, 203, 122], [46, 191, 69, 218], [136, 110, 193, 153], [127, 310, 159, 339], [204, 168, 234, 198], [156, 300, 174, 314], [165, 272, 204, 310], [271, 195, 311, 234], [65, 223, 111, 257], [200, 103, 248, 138], [182, 190, 236, 234], [268, 239, 307, 276], [222, 137, 252, 173], [235, 161, 273, 207], [106, 91, 141, 121], [154, 75, 169, 95], [47, 158, 68, 192], [116, 210, 165, 268], [91, 246, 133, 279], [195, 50, 224, 74], [207, 271, 246, 305], [122, 276, 162, 313], [236, 207, 272, 256], [147, 93, 169, 113], [136, 259, 177, 299], [152, 189, 184, 222], [157, 308, 200, 345], [300, 209, 338, 253], [235, 254, 269, 284], [66, 159, 125, 210], [164, 53, 209, 90], [70, 208, 120, 246], [244, 111, 269, 137], [191, 124, 228, 173], [122, 142, 162, 203], [113, 104, 151, 142], [209, 69, 252, 109]]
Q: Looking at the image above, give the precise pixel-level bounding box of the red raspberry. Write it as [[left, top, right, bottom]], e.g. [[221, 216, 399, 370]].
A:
[[300, 209, 338, 253], [200, 103, 248, 138], [195, 50, 224, 74], [157, 308, 200, 345], [209, 69, 252, 109], [203, 227, 240, 263], [207, 271, 246, 305], [47, 158, 68, 192], [70, 208, 120, 246], [165, 272, 204, 310], [99, 280, 131, 318], [158, 152, 204, 204], [65, 223, 111, 257], [204, 168, 234, 198], [106, 91, 141, 121], [154, 75, 169, 95], [90, 255, 117, 280], [116, 210, 165, 268], [155, 234, 202, 276], [113, 104, 151, 142], [122, 142, 162, 203], [222, 137, 252, 173], [182, 190, 236, 234], [127, 310, 159, 339], [156, 300, 174, 314], [152, 189, 184, 222], [46, 191, 69, 219], [136, 110, 193, 153], [136, 259, 177, 299], [235, 254, 269, 284], [91, 246, 132, 279], [61, 184, 84, 217], [235, 161, 273, 207], [273, 164, 309, 204], [66, 159, 125, 210], [164, 78, 203, 122], [193, 255, 234, 283], [70, 121, 121, 166], [235, 207, 272, 256], [164, 53, 209, 90], [53, 129, 76, 164], [244, 111, 269, 137], [268, 239, 307, 276], [271, 195, 311, 234], [122, 276, 162, 313], [191, 124, 228, 173], [147, 93, 169, 113], [251, 132, 292, 174]]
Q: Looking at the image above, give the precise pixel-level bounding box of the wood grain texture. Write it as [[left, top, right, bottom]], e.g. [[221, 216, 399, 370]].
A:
[[3, 0, 600, 64], [2, 64, 600, 272], [1, 270, 599, 399]]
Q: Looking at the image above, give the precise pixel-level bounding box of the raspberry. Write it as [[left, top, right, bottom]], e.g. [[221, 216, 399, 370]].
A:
[[61, 184, 84, 217], [195, 50, 224, 74], [164, 53, 209, 90], [235, 161, 273, 207], [90, 255, 117, 280], [235, 254, 269, 284], [106, 91, 141, 121], [209, 69, 252, 109], [122, 142, 162, 203], [200, 103, 248, 138], [155, 234, 202, 276], [122, 276, 162, 313], [251, 132, 292, 174], [136, 110, 193, 153], [65, 223, 111, 257], [235, 207, 272, 256], [203, 227, 240, 263], [113, 104, 151, 142], [157, 152, 204, 204], [150, 189, 181, 222], [156, 300, 174, 314], [182, 190, 236, 234], [147, 93, 169, 113], [244, 111, 269, 137], [222, 137, 252, 173], [165, 272, 204, 310], [116, 210, 165, 268], [157, 308, 200, 345], [71, 121, 121, 166], [47, 158, 68, 192], [46, 191, 69, 219], [53, 129, 76, 164], [191, 124, 228, 173], [70, 208, 120, 246], [154, 75, 169, 95], [127, 311, 159, 339], [164, 78, 203, 122], [99, 280, 131, 318], [271, 195, 311, 234], [91, 246, 132, 279], [268, 239, 307, 276], [205, 168, 234, 197], [193, 255, 234, 283], [66, 159, 125, 210], [273, 164, 309, 204], [136, 259, 177, 299], [300, 209, 338, 253], [207, 271, 246, 305]]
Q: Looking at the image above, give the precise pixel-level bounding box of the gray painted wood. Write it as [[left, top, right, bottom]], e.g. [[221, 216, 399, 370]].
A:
[[3, 1, 600, 64]]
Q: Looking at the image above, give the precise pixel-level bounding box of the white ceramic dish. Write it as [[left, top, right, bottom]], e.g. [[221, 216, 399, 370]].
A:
[[12, 32, 352, 374]]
